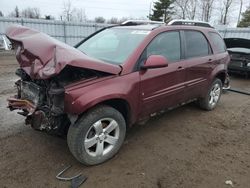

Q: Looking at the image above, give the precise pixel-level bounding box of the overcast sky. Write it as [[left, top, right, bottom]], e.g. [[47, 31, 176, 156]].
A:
[[0, 0, 249, 26], [0, 0, 152, 20]]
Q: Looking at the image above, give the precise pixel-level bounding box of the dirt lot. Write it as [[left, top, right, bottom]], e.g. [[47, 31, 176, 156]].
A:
[[0, 51, 249, 188]]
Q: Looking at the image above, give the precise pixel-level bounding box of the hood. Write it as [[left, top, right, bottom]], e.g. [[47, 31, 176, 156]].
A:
[[5, 25, 121, 79], [224, 38, 250, 49]]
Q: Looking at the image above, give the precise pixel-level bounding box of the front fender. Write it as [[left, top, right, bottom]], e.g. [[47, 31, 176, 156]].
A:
[[64, 72, 140, 120]]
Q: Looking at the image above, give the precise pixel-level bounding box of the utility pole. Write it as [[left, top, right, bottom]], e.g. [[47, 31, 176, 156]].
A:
[[237, 0, 243, 26], [148, 1, 152, 19]]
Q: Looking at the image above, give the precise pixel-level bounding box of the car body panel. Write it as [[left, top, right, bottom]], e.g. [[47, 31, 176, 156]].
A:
[[5, 25, 121, 79], [139, 61, 186, 117], [64, 72, 140, 124]]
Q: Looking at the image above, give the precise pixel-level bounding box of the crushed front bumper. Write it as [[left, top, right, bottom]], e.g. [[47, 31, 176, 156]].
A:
[[7, 97, 36, 115]]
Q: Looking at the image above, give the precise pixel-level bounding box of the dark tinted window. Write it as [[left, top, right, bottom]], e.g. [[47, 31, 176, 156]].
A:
[[185, 31, 210, 58], [146, 31, 181, 62], [209, 32, 226, 53]]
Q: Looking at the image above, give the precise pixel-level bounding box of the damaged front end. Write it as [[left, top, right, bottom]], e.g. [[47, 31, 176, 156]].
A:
[[5, 25, 120, 135], [8, 68, 68, 135], [8, 67, 102, 135]]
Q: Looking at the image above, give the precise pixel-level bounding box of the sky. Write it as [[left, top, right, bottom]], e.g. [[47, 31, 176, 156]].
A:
[[0, 0, 152, 20], [0, 0, 249, 26]]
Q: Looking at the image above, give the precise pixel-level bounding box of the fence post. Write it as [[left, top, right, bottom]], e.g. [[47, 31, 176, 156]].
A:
[[63, 21, 67, 43]]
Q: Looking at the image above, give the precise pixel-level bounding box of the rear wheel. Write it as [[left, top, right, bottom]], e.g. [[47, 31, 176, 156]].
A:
[[67, 105, 126, 165], [199, 79, 222, 110]]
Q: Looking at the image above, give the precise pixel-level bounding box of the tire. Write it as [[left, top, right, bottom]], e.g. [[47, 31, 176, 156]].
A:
[[67, 105, 126, 165], [199, 78, 222, 111]]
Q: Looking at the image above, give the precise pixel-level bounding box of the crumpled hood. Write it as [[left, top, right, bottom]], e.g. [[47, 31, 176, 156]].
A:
[[5, 24, 121, 79]]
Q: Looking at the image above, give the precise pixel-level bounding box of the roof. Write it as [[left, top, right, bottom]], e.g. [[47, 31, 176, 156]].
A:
[[114, 24, 161, 30]]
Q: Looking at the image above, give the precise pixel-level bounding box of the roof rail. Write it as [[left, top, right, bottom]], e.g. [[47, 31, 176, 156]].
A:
[[168, 19, 213, 28], [121, 20, 164, 26]]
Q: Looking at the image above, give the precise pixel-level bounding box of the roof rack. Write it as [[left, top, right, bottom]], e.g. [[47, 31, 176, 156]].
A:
[[168, 19, 213, 28], [121, 20, 164, 26]]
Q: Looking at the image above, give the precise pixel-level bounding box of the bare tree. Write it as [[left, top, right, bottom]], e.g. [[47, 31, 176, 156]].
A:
[[219, 0, 234, 24], [21, 7, 40, 19], [187, 0, 198, 19], [200, 0, 215, 22], [8, 6, 20, 18], [95, 16, 105, 23], [74, 8, 87, 22], [62, 0, 73, 21], [174, 0, 198, 19], [45, 15, 55, 20], [174, 0, 190, 19], [107, 17, 119, 24], [14, 6, 19, 17], [0, 11, 3, 17], [237, 0, 243, 25]]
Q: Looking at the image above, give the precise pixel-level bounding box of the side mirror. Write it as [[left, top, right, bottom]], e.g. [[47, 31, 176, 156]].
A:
[[141, 55, 168, 69]]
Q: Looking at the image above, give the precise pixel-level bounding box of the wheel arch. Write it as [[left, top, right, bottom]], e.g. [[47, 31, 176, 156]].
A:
[[77, 98, 132, 128], [215, 71, 227, 84], [100, 98, 131, 127]]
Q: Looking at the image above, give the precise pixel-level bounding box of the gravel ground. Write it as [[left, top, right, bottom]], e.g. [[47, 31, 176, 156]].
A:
[[0, 51, 249, 188]]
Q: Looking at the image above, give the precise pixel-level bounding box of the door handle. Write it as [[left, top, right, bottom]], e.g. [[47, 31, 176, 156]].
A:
[[177, 66, 184, 70]]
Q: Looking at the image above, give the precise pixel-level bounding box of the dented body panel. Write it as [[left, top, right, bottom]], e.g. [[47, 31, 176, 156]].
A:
[[6, 25, 121, 80]]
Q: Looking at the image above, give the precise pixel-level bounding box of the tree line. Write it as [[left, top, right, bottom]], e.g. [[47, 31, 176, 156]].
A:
[[149, 0, 250, 27], [0, 0, 249, 27]]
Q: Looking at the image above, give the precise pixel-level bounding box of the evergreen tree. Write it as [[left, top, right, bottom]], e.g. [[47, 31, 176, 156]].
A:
[[149, 0, 174, 22], [14, 6, 19, 18], [238, 6, 250, 27]]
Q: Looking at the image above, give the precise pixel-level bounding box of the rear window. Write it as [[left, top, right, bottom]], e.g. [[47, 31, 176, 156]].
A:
[[209, 32, 226, 53], [184, 31, 210, 58]]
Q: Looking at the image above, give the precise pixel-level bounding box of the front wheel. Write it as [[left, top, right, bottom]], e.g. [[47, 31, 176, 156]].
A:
[[199, 79, 222, 111], [67, 105, 126, 165]]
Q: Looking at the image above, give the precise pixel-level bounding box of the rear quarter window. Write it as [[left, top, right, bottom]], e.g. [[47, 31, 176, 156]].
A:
[[209, 32, 227, 53]]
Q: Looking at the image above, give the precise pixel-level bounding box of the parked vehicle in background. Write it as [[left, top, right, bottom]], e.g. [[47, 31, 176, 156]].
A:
[[6, 20, 230, 165], [0, 34, 10, 51], [224, 38, 250, 77]]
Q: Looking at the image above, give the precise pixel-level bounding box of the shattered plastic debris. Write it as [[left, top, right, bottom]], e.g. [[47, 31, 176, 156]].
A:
[[225, 180, 234, 187]]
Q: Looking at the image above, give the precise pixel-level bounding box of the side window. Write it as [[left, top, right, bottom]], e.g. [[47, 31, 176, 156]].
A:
[[209, 32, 226, 53], [146, 31, 181, 62], [184, 31, 210, 58]]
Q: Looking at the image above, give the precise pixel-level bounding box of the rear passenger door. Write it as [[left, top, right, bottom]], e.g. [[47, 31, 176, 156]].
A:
[[182, 30, 214, 100]]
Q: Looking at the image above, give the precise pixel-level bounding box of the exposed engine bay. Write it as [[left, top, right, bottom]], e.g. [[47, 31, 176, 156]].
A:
[[8, 66, 104, 135], [5, 25, 120, 136], [228, 50, 250, 68]]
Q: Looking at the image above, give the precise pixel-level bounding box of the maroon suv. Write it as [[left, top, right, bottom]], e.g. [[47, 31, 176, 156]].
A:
[[6, 20, 230, 165]]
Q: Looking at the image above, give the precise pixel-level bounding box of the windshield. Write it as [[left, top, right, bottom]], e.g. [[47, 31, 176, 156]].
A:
[[77, 28, 150, 65]]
